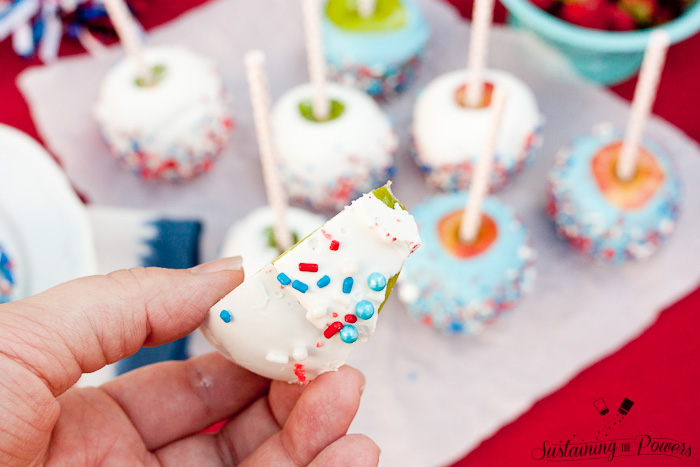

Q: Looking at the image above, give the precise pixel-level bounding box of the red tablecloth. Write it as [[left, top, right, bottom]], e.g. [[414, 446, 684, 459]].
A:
[[1, 2, 698, 465]]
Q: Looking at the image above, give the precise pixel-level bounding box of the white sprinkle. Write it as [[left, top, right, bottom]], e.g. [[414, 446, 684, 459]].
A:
[[517, 246, 533, 260], [584, 213, 605, 236], [659, 218, 675, 235], [292, 347, 308, 361], [309, 305, 326, 318], [265, 352, 289, 364], [628, 242, 653, 260]]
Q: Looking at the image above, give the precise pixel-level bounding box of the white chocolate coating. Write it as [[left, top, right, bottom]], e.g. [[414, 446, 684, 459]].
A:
[[94, 46, 233, 181], [189, 206, 325, 359], [412, 69, 542, 191], [271, 83, 398, 211], [200, 190, 420, 383]]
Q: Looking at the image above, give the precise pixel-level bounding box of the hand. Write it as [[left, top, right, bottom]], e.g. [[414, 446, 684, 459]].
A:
[[0, 258, 380, 466]]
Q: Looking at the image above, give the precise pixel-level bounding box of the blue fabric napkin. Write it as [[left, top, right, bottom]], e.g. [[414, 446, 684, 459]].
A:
[[87, 206, 203, 376], [117, 218, 202, 375]]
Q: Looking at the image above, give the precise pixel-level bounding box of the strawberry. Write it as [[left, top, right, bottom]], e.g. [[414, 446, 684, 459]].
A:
[[530, 0, 558, 11], [560, 0, 608, 29], [653, 6, 675, 25], [619, 0, 658, 26], [608, 4, 637, 30]]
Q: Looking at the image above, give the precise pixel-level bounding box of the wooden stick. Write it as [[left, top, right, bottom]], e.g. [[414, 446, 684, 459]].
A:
[[466, 0, 495, 107], [301, 0, 330, 120], [103, 0, 151, 84], [460, 87, 506, 243], [358, 0, 377, 18], [616, 30, 669, 181], [245, 50, 293, 251]]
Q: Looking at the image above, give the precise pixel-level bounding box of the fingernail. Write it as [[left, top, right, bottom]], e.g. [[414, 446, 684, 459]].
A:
[[191, 256, 243, 274], [359, 371, 366, 395]]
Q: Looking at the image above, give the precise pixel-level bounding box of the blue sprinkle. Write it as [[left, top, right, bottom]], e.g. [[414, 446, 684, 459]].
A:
[[317, 275, 331, 288], [355, 300, 374, 320], [367, 272, 387, 292], [339, 324, 359, 343], [220, 310, 232, 323], [343, 277, 354, 294], [292, 280, 309, 293], [277, 273, 291, 286]]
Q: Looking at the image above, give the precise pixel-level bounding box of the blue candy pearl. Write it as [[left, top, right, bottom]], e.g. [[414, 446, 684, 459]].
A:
[[367, 272, 387, 292], [339, 324, 359, 343], [355, 300, 375, 320]]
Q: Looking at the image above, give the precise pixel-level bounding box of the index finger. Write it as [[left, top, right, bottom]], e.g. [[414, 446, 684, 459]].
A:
[[0, 258, 242, 397]]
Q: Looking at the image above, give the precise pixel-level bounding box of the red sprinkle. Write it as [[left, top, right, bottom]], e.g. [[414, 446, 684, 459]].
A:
[[330, 240, 339, 251], [344, 314, 357, 323], [294, 363, 308, 386], [324, 321, 343, 339], [299, 263, 319, 272], [332, 312, 338, 318], [316, 342, 323, 348]]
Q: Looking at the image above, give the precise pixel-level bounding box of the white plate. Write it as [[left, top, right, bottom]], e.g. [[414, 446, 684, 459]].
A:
[[0, 124, 96, 300]]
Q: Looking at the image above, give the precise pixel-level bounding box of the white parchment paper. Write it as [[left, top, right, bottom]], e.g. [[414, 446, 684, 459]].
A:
[[18, 0, 700, 465]]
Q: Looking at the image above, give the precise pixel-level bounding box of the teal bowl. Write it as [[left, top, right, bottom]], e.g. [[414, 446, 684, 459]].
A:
[[499, 0, 700, 84]]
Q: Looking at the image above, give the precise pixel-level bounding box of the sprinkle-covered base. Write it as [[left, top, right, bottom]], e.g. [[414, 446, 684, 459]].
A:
[[398, 194, 536, 335], [272, 83, 398, 212], [0, 244, 15, 304], [411, 128, 541, 192], [328, 53, 424, 99], [200, 185, 420, 383], [547, 130, 681, 264], [94, 46, 234, 183], [412, 69, 543, 192], [322, 0, 430, 98], [99, 115, 233, 182]]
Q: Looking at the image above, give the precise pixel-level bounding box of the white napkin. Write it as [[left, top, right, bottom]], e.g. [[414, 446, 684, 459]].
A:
[[18, 0, 700, 465]]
